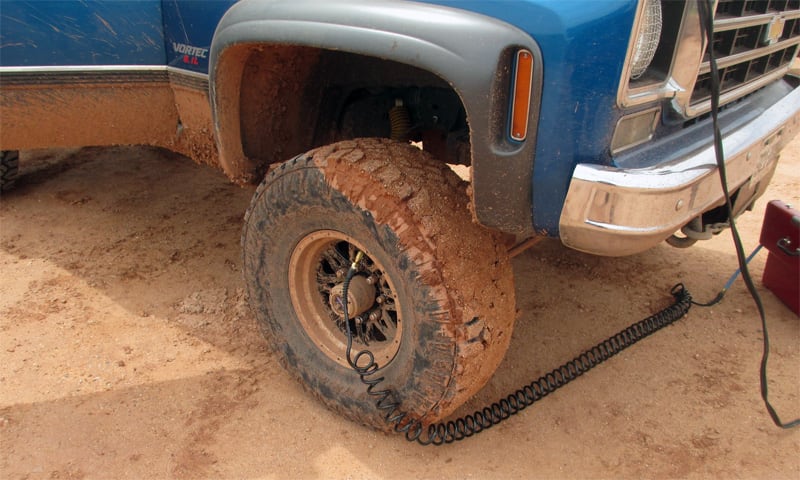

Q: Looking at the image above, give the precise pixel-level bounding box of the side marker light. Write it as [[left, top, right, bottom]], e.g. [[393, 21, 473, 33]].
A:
[[510, 49, 534, 142]]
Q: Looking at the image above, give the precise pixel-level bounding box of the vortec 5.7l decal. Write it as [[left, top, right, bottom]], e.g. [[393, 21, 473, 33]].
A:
[[162, 0, 235, 74], [172, 42, 209, 65]]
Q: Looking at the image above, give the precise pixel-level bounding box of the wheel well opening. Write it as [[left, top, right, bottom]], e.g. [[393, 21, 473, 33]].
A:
[[233, 46, 472, 182]]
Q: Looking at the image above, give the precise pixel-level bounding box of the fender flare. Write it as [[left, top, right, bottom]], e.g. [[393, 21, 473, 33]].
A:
[[210, 0, 542, 235]]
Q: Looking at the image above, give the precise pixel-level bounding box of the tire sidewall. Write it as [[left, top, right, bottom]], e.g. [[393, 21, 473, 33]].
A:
[[243, 162, 452, 427], [1, 150, 20, 192]]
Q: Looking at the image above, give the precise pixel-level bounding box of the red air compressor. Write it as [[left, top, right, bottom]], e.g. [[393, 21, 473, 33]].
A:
[[760, 200, 800, 316]]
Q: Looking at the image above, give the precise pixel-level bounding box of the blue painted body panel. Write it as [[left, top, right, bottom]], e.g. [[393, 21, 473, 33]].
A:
[[0, 0, 166, 66], [419, 1, 637, 234], [0, 0, 637, 236]]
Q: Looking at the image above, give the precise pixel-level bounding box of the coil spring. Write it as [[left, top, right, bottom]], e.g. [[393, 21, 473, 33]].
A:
[[388, 102, 412, 142], [343, 267, 692, 445]]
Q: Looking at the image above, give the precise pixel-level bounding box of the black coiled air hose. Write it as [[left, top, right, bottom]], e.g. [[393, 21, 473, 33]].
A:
[[342, 254, 693, 445]]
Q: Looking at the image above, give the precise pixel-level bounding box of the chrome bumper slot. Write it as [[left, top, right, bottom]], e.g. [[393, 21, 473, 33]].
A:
[[559, 86, 800, 257]]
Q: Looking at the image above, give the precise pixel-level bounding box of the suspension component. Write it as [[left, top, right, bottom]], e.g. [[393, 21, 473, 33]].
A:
[[389, 99, 412, 142]]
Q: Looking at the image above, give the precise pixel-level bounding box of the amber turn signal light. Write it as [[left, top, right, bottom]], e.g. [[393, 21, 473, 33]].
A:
[[510, 49, 534, 142]]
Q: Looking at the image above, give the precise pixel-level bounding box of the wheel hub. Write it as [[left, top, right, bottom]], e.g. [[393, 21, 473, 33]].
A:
[[329, 275, 376, 318], [288, 230, 402, 367]]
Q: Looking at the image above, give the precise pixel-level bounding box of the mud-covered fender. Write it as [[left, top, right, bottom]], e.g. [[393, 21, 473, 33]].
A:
[[209, 0, 542, 235]]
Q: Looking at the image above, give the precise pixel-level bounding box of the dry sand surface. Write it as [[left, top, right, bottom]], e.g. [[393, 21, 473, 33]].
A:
[[1, 139, 798, 479]]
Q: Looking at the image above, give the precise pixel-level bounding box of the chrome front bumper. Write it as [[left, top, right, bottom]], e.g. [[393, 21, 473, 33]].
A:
[[559, 87, 800, 257]]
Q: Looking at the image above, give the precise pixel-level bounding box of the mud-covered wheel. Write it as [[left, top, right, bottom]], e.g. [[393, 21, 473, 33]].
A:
[[242, 138, 515, 430], [1, 150, 19, 193]]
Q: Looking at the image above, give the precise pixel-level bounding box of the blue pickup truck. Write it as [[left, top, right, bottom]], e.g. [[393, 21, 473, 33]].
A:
[[2, 0, 799, 431]]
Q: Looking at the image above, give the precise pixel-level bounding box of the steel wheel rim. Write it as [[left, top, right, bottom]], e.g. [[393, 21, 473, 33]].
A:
[[288, 230, 403, 368]]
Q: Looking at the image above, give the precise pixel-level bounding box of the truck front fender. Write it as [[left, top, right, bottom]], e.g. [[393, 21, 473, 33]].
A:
[[210, 0, 542, 235]]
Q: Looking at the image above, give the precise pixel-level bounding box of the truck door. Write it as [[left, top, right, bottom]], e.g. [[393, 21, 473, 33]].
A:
[[0, 0, 166, 67]]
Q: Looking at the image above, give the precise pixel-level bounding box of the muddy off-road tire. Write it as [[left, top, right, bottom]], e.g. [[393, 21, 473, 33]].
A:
[[242, 138, 516, 430], [1, 150, 19, 193]]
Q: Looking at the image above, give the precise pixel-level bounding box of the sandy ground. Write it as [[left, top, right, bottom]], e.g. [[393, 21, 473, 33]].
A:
[[0, 139, 798, 479]]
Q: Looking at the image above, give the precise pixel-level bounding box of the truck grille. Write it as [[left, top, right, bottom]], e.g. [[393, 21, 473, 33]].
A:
[[690, 0, 800, 107]]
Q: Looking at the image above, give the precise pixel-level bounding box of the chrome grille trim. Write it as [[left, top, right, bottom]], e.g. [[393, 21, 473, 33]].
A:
[[715, 10, 800, 31], [685, 0, 800, 116], [698, 38, 800, 73]]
